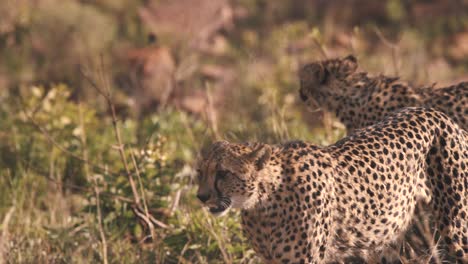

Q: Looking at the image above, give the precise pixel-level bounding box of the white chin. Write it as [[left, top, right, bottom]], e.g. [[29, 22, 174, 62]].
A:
[[209, 206, 231, 217], [306, 104, 321, 113]]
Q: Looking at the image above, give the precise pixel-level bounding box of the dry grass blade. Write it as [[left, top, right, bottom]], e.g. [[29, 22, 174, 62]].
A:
[[413, 204, 442, 264], [169, 189, 182, 216], [0, 206, 15, 264], [132, 204, 170, 230], [373, 26, 400, 76], [205, 85, 220, 140], [202, 210, 232, 264], [312, 37, 328, 60]]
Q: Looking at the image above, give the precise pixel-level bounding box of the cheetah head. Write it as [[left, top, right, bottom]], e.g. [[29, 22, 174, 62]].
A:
[[298, 55, 358, 108], [196, 141, 271, 216]]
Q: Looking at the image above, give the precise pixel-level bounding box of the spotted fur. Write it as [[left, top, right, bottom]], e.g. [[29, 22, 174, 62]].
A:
[[197, 107, 468, 263], [298, 55, 468, 133]]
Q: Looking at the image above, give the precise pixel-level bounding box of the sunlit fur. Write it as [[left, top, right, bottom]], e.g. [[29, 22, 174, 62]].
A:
[[197, 108, 467, 263]]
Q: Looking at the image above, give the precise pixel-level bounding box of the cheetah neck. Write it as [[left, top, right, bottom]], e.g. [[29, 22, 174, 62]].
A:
[[240, 144, 338, 262], [325, 73, 400, 130], [319, 77, 366, 128], [251, 162, 283, 208]]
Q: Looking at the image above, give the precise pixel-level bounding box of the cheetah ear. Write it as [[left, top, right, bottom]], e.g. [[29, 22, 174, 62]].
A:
[[202, 140, 229, 158], [339, 55, 358, 76], [246, 144, 272, 171], [212, 140, 229, 149], [299, 63, 327, 87]]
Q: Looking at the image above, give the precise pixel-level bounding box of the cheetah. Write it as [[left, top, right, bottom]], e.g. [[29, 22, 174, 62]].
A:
[[298, 55, 468, 133], [197, 107, 468, 263]]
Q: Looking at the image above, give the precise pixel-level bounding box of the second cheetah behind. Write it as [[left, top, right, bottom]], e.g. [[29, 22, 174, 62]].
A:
[[298, 55, 468, 133]]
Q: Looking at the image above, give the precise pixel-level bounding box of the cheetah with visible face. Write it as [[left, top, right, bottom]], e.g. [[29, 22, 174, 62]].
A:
[[197, 107, 468, 263], [298, 55, 468, 133]]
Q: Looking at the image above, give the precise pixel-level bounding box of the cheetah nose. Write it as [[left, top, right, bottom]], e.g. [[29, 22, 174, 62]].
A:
[[197, 193, 211, 203]]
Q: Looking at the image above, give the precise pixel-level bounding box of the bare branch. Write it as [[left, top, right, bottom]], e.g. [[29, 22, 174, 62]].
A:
[[373, 27, 400, 76], [311, 36, 328, 59], [131, 149, 159, 240], [79, 102, 109, 264], [80, 57, 169, 242]]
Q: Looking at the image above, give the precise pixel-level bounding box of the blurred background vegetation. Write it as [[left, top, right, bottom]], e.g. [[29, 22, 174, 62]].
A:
[[0, 0, 467, 263]]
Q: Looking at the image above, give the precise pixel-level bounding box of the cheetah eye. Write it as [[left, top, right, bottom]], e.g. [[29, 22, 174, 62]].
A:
[[320, 68, 329, 84], [216, 170, 229, 180]]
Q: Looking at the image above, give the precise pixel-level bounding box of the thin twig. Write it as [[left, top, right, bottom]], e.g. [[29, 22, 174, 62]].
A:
[[205, 84, 220, 140], [130, 149, 158, 241], [79, 102, 108, 264], [130, 150, 149, 213], [97, 57, 141, 206], [81, 57, 142, 207], [169, 189, 181, 216], [81, 57, 167, 241], [177, 238, 192, 264], [373, 27, 400, 76], [131, 204, 169, 229], [311, 36, 328, 59]]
